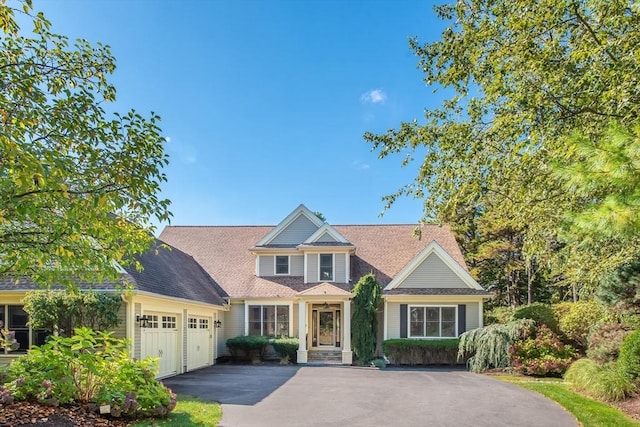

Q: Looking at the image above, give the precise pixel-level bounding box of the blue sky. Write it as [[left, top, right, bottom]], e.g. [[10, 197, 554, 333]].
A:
[[32, 1, 446, 228]]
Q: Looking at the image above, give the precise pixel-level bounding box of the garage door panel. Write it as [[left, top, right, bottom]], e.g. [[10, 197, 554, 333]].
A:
[[187, 316, 211, 371], [141, 313, 179, 379]]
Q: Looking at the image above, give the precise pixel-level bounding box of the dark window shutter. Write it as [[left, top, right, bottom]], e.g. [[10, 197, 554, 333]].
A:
[[458, 304, 466, 336], [400, 304, 407, 338]]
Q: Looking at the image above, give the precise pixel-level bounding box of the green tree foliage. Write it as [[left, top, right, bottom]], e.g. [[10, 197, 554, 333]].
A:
[[22, 290, 122, 336], [512, 303, 559, 333], [618, 330, 640, 380], [351, 274, 381, 363], [597, 257, 640, 312], [365, 0, 640, 296], [587, 322, 632, 364], [0, 1, 171, 287], [554, 301, 606, 351]]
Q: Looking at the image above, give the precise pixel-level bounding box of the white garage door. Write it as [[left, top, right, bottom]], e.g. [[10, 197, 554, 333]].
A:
[[142, 313, 179, 379], [187, 316, 211, 371]]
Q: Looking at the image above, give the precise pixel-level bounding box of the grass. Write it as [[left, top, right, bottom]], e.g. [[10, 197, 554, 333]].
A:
[[132, 394, 222, 426], [497, 375, 639, 427]]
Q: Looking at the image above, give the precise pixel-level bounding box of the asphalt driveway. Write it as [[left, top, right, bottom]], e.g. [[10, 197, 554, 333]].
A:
[[163, 364, 578, 427]]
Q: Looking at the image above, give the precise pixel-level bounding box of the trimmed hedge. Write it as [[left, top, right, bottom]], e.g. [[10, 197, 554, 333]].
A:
[[618, 330, 640, 379], [271, 337, 299, 363], [382, 339, 460, 365], [226, 336, 269, 362]]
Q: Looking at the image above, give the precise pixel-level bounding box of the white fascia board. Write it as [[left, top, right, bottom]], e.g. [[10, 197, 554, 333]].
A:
[[303, 223, 349, 244], [383, 241, 483, 291], [255, 204, 324, 246]]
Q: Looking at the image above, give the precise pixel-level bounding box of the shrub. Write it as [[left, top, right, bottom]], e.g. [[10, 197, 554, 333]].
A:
[[271, 337, 299, 363], [618, 330, 640, 380], [554, 301, 606, 351], [484, 306, 514, 325], [512, 303, 558, 333], [510, 325, 577, 377], [383, 339, 460, 365], [351, 274, 382, 363], [458, 318, 535, 373], [587, 322, 632, 364], [565, 358, 637, 401], [226, 335, 269, 362], [5, 328, 175, 418]]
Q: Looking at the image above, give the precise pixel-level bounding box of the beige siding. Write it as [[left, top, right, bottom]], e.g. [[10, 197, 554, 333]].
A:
[[398, 254, 466, 289], [112, 304, 127, 340], [386, 302, 401, 339], [306, 253, 318, 282], [134, 303, 142, 360], [259, 255, 275, 276], [271, 215, 318, 244], [466, 302, 480, 331], [291, 255, 304, 276], [335, 253, 346, 282], [292, 303, 299, 337], [182, 309, 188, 372], [316, 232, 338, 243], [219, 303, 245, 356]]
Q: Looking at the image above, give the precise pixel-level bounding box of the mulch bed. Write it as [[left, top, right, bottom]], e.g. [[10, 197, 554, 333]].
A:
[[0, 401, 132, 426], [614, 395, 640, 421]]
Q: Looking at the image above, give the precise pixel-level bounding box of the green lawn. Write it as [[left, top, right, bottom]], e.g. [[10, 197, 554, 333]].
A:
[[132, 394, 222, 427], [496, 376, 639, 427]]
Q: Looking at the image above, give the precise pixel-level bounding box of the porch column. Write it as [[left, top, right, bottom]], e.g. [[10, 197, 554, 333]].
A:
[[341, 299, 352, 364], [297, 301, 308, 363]]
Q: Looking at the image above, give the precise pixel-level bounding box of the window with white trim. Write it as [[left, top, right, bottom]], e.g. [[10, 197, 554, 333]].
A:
[[248, 305, 289, 337], [0, 305, 49, 354], [275, 255, 289, 275], [409, 306, 456, 338], [319, 254, 333, 281]]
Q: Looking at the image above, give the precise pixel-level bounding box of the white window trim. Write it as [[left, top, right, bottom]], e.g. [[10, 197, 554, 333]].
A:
[[244, 301, 294, 337], [274, 255, 290, 275], [318, 253, 334, 282], [407, 304, 457, 339]]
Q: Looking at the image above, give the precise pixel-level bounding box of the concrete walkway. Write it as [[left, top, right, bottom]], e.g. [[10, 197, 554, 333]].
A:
[[163, 364, 578, 427]]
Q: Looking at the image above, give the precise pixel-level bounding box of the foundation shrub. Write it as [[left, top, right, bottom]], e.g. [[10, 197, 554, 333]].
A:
[[565, 358, 637, 401], [382, 339, 460, 365], [5, 328, 175, 418], [587, 322, 632, 364], [271, 337, 299, 363], [226, 335, 269, 362], [484, 306, 515, 325], [618, 330, 640, 380], [554, 301, 606, 352], [512, 303, 559, 334], [509, 325, 577, 377]]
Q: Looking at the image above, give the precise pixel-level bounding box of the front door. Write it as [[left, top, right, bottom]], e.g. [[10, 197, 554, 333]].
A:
[[318, 311, 334, 346]]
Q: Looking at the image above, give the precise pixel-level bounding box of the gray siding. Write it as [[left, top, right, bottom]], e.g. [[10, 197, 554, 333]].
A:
[[134, 303, 141, 360], [466, 302, 480, 331], [271, 215, 319, 245], [316, 232, 337, 243], [306, 253, 318, 282], [182, 309, 188, 373], [398, 253, 466, 289], [291, 255, 304, 276], [219, 303, 245, 356], [335, 253, 346, 282], [259, 255, 275, 276], [386, 302, 401, 339], [112, 303, 127, 339]]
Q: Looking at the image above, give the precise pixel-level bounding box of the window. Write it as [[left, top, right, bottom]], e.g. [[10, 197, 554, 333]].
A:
[[188, 318, 198, 329], [162, 316, 177, 329], [248, 305, 289, 337], [0, 305, 49, 354], [275, 255, 289, 275], [199, 318, 209, 329], [409, 306, 456, 338], [319, 254, 333, 281]]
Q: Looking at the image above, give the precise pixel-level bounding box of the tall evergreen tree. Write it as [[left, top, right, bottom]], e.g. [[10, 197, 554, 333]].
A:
[[351, 274, 381, 363]]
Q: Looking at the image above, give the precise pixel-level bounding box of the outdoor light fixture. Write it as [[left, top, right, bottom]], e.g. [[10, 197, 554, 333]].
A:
[[214, 320, 222, 328], [136, 314, 151, 328], [322, 302, 329, 309]]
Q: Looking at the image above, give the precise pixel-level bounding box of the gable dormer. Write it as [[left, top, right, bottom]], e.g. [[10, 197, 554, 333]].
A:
[[255, 204, 324, 246]]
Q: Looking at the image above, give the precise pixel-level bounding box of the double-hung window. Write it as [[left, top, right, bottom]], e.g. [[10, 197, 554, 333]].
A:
[[0, 305, 48, 354], [319, 254, 333, 281], [248, 305, 290, 337], [409, 306, 456, 338], [275, 255, 289, 275]]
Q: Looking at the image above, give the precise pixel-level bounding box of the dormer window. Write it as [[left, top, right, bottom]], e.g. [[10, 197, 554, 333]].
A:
[[320, 254, 333, 281], [275, 255, 290, 275]]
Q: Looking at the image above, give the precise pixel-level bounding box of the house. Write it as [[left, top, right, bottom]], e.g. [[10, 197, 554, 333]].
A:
[[0, 239, 229, 379], [159, 204, 490, 365], [0, 204, 489, 376]]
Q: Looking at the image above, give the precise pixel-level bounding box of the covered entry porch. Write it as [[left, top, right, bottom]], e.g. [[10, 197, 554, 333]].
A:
[[296, 283, 353, 364]]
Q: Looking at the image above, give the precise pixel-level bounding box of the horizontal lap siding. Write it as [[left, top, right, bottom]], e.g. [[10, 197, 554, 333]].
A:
[[316, 232, 337, 243], [335, 254, 346, 283], [292, 303, 299, 337], [259, 256, 275, 276], [134, 303, 141, 360], [386, 302, 401, 339], [291, 255, 304, 276], [399, 254, 466, 289], [111, 304, 127, 340], [466, 302, 480, 331], [219, 303, 245, 356], [271, 215, 318, 244], [307, 253, 318, 282]]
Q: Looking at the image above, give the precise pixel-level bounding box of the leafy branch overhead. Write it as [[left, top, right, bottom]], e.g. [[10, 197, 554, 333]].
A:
[[0, 1, 171, 287], [366, 0, 640, 300]]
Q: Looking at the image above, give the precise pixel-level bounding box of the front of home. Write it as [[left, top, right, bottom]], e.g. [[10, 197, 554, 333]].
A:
[[0, 204, 489, 377]]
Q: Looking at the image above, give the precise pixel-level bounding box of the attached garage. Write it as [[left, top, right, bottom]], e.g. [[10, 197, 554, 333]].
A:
[[141, 312, 180, 379], [187, 316, 212, 371]]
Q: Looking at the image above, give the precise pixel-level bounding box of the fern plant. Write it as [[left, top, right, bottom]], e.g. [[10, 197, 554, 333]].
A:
[[458, 318, 535, 373]]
